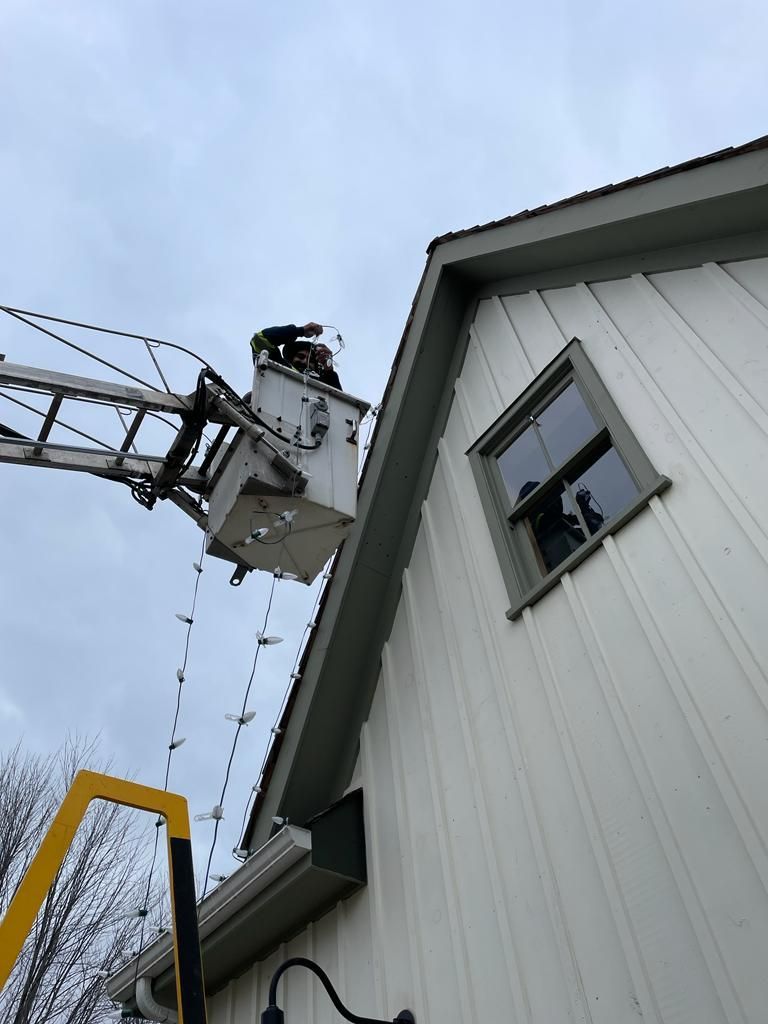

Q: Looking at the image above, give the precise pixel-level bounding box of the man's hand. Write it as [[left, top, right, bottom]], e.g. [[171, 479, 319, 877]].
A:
[[300, 322, 323, 338]]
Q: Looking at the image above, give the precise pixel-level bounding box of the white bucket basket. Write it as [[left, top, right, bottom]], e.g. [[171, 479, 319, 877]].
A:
[[206, 361, 369, 583]]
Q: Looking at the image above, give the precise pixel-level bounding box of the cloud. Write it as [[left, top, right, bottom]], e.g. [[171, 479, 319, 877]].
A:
[[1, 0, 767, 884], [0, 688, 23, 723]]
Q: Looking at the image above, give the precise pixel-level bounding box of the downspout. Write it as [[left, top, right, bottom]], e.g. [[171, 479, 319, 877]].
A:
[[135, 976, 178, 1023]]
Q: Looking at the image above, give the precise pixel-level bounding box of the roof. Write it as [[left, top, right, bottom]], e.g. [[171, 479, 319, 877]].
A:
[[427, 133, 768, 253]]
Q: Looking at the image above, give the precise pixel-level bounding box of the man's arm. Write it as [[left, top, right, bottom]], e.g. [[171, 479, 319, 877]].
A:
[[250, 323, 323, 362]]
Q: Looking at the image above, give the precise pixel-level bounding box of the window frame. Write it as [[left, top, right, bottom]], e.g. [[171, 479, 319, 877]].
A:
[[467, 337, 671, 620]]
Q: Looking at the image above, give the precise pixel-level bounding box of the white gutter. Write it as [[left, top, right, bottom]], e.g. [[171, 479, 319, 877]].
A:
[[107, 825, 312, 1005], [136, 977, 177, 1022]]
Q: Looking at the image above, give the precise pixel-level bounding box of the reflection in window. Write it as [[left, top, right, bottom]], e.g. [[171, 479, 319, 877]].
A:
[[497, 381, 599, 508], [514, 442, 638, 576], [569, 446, 638, 536], [497, 425, 549, 503], [535, 382, 596, 467], [523, 483, 585, 574]]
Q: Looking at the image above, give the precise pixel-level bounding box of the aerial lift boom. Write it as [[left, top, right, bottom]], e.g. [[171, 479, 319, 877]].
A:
[[0, 307, 369, 584]]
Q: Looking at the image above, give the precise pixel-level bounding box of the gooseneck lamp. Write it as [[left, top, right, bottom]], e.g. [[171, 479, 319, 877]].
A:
[[261, 957, 415, 1024]]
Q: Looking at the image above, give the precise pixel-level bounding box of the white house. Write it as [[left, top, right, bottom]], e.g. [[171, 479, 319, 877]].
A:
[[110, 135, 768, 1024]]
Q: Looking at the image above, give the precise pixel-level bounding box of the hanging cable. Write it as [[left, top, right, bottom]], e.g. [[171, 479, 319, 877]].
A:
[[360, 403, 381, 455], [198, 572, 282, 898], [129, 533, 207, 995], [235, 559, 332, 850]]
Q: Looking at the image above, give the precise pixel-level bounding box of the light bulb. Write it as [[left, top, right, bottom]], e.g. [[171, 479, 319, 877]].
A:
[[243, 527, 270, 546], [210, 873, 228, 883], [224, 711, 256, 725], [271, 726, 283, 736], [192, 561, 203, 574], [274, 567, 299, 581], [169, 737, 186, 750], [290, 672, 302, 681], [115, 907, 148, 922], [194, 805, 224, 822], [176, 668, 185, 683], [175, 613, 193, 625], [256, 631, 284, 646]]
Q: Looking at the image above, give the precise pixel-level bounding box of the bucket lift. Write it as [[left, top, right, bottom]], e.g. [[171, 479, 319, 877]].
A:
[[0, 306, 370, 585]]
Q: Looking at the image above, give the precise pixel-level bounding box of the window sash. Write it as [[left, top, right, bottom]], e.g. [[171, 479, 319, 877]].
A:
[[467, 337, 671, 619]]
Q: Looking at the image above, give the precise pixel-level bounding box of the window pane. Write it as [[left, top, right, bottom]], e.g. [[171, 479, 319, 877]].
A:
[[536, 382, 596, 467], [523, 483, 586, 575], [497, 426, 549, 505], [569, 446, 638, 535]]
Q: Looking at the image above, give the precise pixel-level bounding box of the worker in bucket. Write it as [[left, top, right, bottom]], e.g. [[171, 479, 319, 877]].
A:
[[250, 323, 342, 389]]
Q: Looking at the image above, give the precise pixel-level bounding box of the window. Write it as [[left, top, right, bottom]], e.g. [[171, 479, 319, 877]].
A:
[[468, 338, 670, 619]]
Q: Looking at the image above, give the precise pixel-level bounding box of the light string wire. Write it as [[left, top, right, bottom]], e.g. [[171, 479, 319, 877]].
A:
[[129, 532, 207, 990], [236, 559, 331, 848], [361, 406, 379, 454], [199, 572, 279, 898]]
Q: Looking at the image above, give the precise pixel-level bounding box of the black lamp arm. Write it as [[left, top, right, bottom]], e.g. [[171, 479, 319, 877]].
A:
[[264, 956, 414, 1024]]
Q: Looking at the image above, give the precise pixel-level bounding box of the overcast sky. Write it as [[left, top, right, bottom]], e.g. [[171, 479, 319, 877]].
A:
[[1, 0, 767, 908]]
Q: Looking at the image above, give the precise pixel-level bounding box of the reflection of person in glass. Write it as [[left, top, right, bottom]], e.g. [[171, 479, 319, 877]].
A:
[[517, 481, 605, 573]]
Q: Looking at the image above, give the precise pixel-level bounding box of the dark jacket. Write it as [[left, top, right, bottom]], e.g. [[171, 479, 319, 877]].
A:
[[250, 325, 342, 390]]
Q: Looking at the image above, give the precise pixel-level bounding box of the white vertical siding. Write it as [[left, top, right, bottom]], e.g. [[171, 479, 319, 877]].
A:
[[213, 257, 768, 1024]]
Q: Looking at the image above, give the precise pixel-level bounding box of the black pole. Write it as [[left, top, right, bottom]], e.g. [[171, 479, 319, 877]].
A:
[[261, 957, 415, 1024]]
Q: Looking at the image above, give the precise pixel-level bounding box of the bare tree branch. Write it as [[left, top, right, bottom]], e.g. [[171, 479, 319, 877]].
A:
[[0, 738, 155, 1024]]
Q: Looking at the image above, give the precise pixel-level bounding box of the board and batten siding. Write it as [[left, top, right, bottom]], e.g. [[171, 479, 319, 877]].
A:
[[209, 256, 768, 1024]]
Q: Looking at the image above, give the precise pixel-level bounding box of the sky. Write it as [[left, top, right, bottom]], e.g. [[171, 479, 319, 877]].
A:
[[1, 0, 767, 911]]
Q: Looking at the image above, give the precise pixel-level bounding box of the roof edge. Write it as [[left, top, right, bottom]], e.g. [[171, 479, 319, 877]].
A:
[[426, 134, 768, 255]]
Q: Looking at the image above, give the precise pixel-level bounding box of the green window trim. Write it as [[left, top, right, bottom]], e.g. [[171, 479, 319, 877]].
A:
[[467, 337, 671, 620]]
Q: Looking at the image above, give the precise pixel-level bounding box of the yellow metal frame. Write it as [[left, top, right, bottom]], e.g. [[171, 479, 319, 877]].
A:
[[0, 770, 207, 1024]]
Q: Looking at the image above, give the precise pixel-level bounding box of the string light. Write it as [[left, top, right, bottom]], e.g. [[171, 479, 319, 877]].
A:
[[210, 873, 228, 883], [274, 567, 299, 581], [131, 533, 207, 996], [235, 556, 333, 847], [200, 573, 281, 896], [360, 401, 381, 457], [224, 711, 256, 725], [116, 907, 149, 922], [256, 631, 284, 646], [194, 805, 224, 822], [240, 527, 270, 547]]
